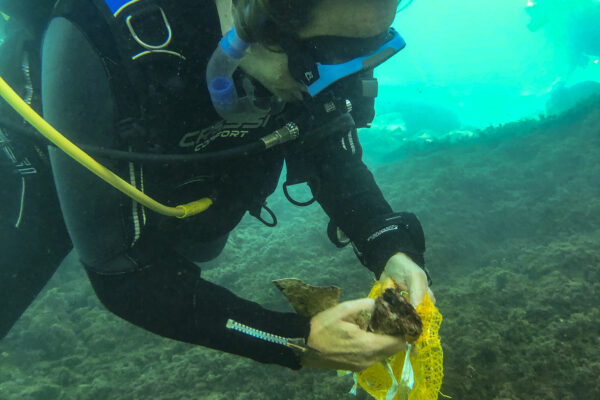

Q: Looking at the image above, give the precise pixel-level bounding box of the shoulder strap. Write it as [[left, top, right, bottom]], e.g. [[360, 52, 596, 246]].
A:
[[54, 0, 143, 148], [53, 0, 221, 151]]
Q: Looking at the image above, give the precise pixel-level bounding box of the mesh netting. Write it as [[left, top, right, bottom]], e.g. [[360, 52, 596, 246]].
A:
[[355, 280, 443, 400]]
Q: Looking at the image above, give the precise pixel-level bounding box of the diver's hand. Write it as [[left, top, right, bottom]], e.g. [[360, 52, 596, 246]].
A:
[[302, 298, 406, 372], [380, 252, 435, 306]]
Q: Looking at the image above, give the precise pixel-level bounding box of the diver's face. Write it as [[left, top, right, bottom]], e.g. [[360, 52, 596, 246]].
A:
[[238, 0, 397, 101]]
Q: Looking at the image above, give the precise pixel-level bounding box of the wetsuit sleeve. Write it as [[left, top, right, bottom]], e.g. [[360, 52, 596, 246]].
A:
[[302, 127, 426, 279], [86, 233, 310, 369]]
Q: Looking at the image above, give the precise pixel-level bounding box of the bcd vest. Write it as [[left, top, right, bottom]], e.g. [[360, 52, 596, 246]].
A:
[[53, 0, 225, 154]]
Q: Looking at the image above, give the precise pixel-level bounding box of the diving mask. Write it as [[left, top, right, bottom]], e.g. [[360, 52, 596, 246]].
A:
[[286, 28, 406, 97], [206, 26, 406, 121]]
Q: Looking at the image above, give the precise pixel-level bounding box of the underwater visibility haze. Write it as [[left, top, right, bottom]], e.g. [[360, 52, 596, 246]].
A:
[[0, 0, 599, 399]]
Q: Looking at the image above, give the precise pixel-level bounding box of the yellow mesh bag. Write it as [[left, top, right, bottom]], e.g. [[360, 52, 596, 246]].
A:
[[355, 280, 443, 400]]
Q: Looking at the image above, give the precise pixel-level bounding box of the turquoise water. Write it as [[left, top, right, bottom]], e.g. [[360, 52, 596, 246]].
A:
[[360, 0, 600, 165], [378, 0, 599, 127]]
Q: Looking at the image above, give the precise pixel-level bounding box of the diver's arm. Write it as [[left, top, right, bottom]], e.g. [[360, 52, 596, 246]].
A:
[[307, 127, 430, 288], [88, 233, 408, 371], [85, 235, 311, 369]]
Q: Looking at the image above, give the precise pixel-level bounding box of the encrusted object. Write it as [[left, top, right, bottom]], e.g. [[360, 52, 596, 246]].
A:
[[369, 287, 422, 341], [274, 278, 423, 342]]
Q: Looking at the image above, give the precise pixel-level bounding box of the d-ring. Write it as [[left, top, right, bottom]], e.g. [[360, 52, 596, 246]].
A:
[[125, 7, 172, 50]]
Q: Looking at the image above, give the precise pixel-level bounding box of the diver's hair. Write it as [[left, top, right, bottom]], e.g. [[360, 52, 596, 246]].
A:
[[232, 0, 319, 44], [233, 0, 402, 45]]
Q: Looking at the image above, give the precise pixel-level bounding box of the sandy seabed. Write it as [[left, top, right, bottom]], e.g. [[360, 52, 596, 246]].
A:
[[1, 97, 599, 400]]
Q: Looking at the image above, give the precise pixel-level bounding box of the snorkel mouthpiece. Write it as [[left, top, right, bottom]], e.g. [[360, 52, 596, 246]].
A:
[[207, 27, 268, 121]]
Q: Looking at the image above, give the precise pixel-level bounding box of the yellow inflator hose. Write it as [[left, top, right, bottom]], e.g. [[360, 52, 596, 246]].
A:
[[0, 76, 212, 218]]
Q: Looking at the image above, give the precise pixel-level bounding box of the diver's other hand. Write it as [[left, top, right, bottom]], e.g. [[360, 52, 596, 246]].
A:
[[380, 252, 435, 307], [302, 298, 406, 372]]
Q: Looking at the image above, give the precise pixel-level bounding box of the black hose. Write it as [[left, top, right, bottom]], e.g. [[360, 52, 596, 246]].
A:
[[0, 116, 266, 164], [0, 111, 355, 164], [80, 141, 266, 164]]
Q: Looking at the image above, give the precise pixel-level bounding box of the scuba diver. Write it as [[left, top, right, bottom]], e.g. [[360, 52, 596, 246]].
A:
[[2, 0, 433, 371], [0, 1, 71, 338]]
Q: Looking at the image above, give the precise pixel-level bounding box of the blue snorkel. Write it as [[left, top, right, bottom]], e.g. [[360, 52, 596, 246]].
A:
[[206, 27, 270, 122]]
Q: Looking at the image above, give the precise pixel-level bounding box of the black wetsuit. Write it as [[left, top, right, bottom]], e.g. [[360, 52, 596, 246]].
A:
[[0, 16, 71, 338], [41, 0, 426, 369]]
